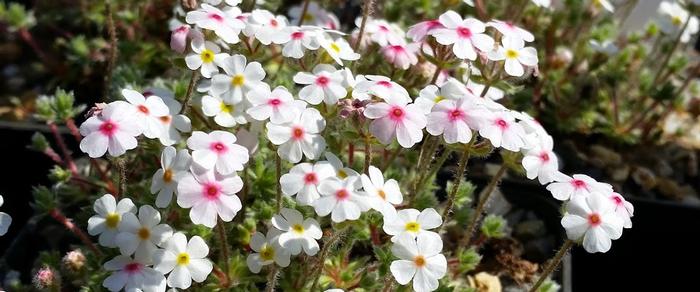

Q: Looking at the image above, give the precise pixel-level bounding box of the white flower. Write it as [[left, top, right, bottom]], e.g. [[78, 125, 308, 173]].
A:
[[176, 169, 243, 228], [364, 97, 427, 148], [201, 95, 248, 127], [185, 4, 245, 44], [280, 162, 335, 206], [561, 192, 623, 253], [521, 135, 559, 185], [360, 166, 403, 216], [267, 107, 327, 163], [153, 233, 213, 289], [358, 18, 405, 46], [121, 89, 169, 139], [246, 86, 299, 124], [211, 54, 266, 104], [103, 255, 166, 292], [247, 9, 292, 45], [531, 0, 551, 8], [156, 94, 192, 147], [488, 36, 538, 77], [466, 81, 504, 101], [324, 152, 360, 180], [353, 75, 411, 103], [0, 195, 11, 236], [184, 40, 228, 78], [151, 146, 191, 208], [382, 43, 420, 70], [272, 208, 323, 256], [427, 97, 490, 144], [282, 26, 322, 58], [293, 64, 347, 105], [79, 101, 141, 158], [592, 0, 614, 13], [288, 2, 339, 29], [187, 130, 249, 175], [487, 20, 534, 42], [658, 1, 700, 43], [87, 194, 136, 248], [431, 11, 494, 61], [414, 80, 471, 113], [478, 111, 527, 152], [390, 233, 447, 292], [320, 37, 360, 66], [383, 208, 442, 242], [247, 230, 291, 273], [546, 173, 614, 201], [608, 192, 634, 229], [115, 205, 173, 262], [314, 176, 369, 222]]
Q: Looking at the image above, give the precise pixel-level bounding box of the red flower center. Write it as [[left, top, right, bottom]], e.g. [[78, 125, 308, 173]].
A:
[[270, 19, 278, 27], [210, 142, 228, 153], [159, 116, 172, 124], [572, 179, 586, 189], [376, 80, 392, 88], [335, 189, 349, 200], [379, 25, 389, 32], [291, 31, 304, 40], [137, 105, 149, 114], [292, 127, 305, 140], [389, 45, 405, 52], [539, 151, 550, 162], [124, 263, 142, 274], [304, 173, 317, 184], [142, 91, 154, 97], [495, 119, 508, 130], [208, 13, 224, 22], [448, 109, 464, 121], [268, 98, 282, 106], [203, 183, 220, 200], [588, 213, 602, 226], [390, 107, 405, 121], [612, 196, 623, 206], [99, 120, 118, 137], [457, 26, 472, 38], [316, 76, 330, 86]]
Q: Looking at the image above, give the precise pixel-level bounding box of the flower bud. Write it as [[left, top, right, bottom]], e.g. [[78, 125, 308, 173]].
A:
[[33, 265, 60, 290], [62, 249, 86, 272]]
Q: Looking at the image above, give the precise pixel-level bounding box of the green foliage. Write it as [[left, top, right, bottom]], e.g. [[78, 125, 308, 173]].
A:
[[455, 247, 482, 275], [0, 2, 35, 31], [480, 215, 507, 239], [33, 88, 86, 122]]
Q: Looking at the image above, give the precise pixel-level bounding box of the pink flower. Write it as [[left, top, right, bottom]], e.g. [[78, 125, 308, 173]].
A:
[[431, 10, 494, 61], [79, 101, 141, 158], [546, 173, 614, 201], [407, 19, 444, 42], [186, 131, 249, 175], [478, 111, 527, 152], [358, 18, 405, 46], [352, 75, 411, 103], [561, 192, 623, 253], [267, 107, 327, 163], [176, 169, 243, 228], [121, 89, 169, 139], [364, 97, 428, 148], [486, 20, 534, 42], [426, 97, 490, 144], [382, 43, 420, 70], [185, 4, 245, 44], [608, 192, 634, 228], [246, 86, 298, 124], [521, 135, 559, 184], [293, 64, 347, 105], [282, 26, 321, 59], [170, 25, 191, 54]]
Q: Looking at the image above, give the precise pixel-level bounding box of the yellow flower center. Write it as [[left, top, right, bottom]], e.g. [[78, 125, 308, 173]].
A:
[[330, 42, 341, 53], [105, 213, 120, 229], [303, 13, 314, 22], [672, 16, 683, 26], [292, 224, 305, 234], [337, 169, 348, 179], [231, 74, 245, 86], [200, 49, 215, 63], [405, 221, 420, 233], [260, 245, 275, 261], [413, 255, 426, 267], [220, 102, 234, 113], [176, 253, 190, 265], [505, 49, 519, 59], [378, 189, 386, 200], [163, 169, 173, 183], [434, 95, 445, 103], [137, 227, 150, 240]]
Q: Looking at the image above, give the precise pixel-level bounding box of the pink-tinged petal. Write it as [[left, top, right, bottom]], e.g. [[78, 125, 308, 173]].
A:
[[453, 39, 477, 60], [80, 132, 109, 158], [369, 117, 397, 145], [364, 103, 391, 119], [438, 11, 463, 29]]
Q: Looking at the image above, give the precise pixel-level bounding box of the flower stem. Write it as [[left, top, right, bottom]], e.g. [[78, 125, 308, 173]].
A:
[[48, 122, 78, 176], [297, 0, 311, 26], [265, 266, 281, 292], [116, 158, 127, 198], [352, 0, 373, 51], [364, 133, 372, 174], [103, 0, 118, 100], [310, 227, 348, 291], [438, 140, 474, 232], [463, 164, 507, 246], [652, 13, 691, 85], [48, 208, 101, 256], [215, 221, 231, 287], [381, 271, 395, 292], [275, 154, 282, 212], [179, 70, 200, 114], [380, 147, 401, 171], [419, 147, 452, 188], [528, 240, 574, 292]]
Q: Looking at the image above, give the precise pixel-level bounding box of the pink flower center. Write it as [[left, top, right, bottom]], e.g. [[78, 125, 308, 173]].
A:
[[376, 80, 392, 88], [142, 91, 154, 97], [210, 142, 228, 153], [208, 13, 224, 22], [389, 106, 405, 121], [99, 120, 118, 137], [588, 213, 602, 227], [389, 45, 405, 53], [268, 98, 282, 107], [335, 189, 349, 200], [379, 25, 389, 32], [270, 19, 278, 27], [457, 26, 472, 38], [612, 196, 623, 206], [291, 31, 304, 40], [124, 263, 142, 274], [495, 118, 508, 130], [539, 151, 550, 162], [571, 179, 587, 189], [175, 26, 189, 34], [159, 116, 172, 124], [448, 109, 464, 122], [427, 20, 442, 29], [203, 183, 221, 200], [304, 173, 318, 184], [292, 127, 305, 140], [137, 105, 149, 115], [316, 76, 330, 86]]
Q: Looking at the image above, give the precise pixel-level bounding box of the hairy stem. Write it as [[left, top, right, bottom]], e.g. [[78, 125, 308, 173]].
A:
[[180, 70, 200, 114], [216, 221, 231, 287], [103, 0, 118, 100], [463, 164, 507, 246], [528, 240, 574, 292], [438, 140, 474, 232], [353, 0, 373, 51], [364, 134, 372, 174], [652, 13, 691, 85], [265, 266, 281, 292], [49, 208, 101, 256], [48, 122, 78, 176], [297, 0, 311, 26], [310, 227, 348, 291]]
